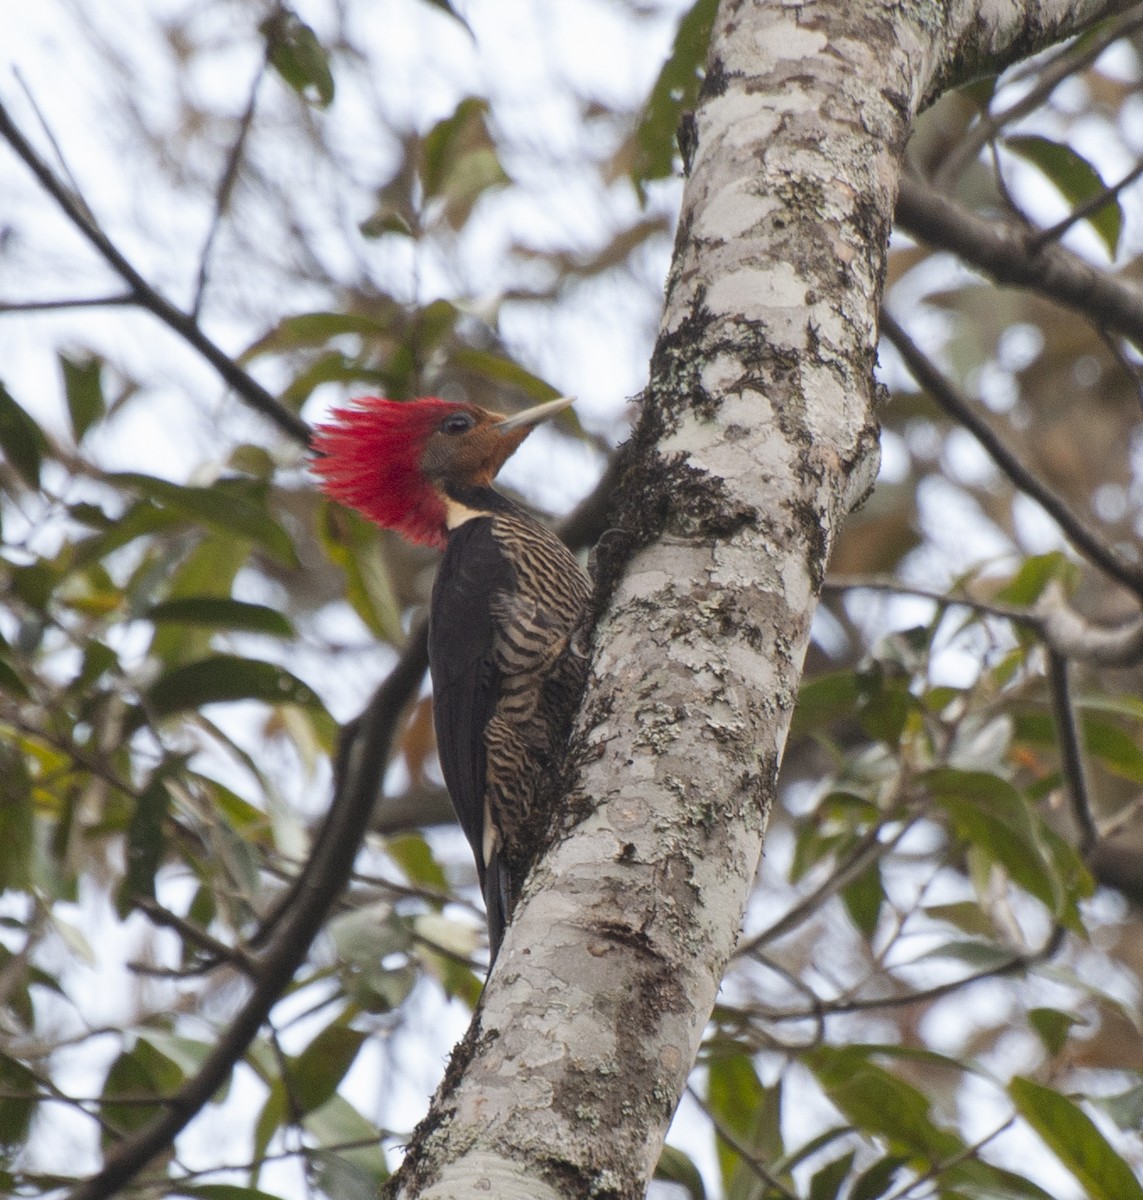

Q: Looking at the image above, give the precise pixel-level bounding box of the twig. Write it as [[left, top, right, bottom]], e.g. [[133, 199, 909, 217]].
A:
[[736, 812, 916, 959], [1046, 651, 1099, 858], [131, 897, 259, 976], [0, 293, 136, 313], [170, 1134, 397, 1183], [881, 311, 1143, 597], [191, 61, 267, 320], [822, 575, 1040, 626], [685, 1083, 799, 1200], [881, 1117, 1015, 1200], [0, 95, 312, 447], [826, 574, 1143, 666], [753, 924, 1066, 1023], [1027, 157, 1143, 253], [13, 67, 94, 223], [1036, 581, 1143, 664]]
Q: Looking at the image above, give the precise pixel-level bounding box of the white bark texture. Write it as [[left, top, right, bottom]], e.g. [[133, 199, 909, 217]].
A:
[[392, 2, 1132, 1197]]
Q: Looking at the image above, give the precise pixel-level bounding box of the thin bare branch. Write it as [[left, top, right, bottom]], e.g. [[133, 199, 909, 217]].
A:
[[1028, 157, 1143, 252], [0, 95, 312, 446], [685, 1084, 799, 1200], [823, 574, 1041, 626], [736, 812, 916, 959], [1047, 651, 1099, 858], [881, 1118, 1015, 1200], [881, 311, 1143, 596], [191, 63, 267, 320], [1036, 581, 1143, 664], [131, 897, 258, 977], [13, 67, 95, 224], [827, 574, 1143, 665], [0, 293, 136, 313], [754, 924, 1066, 1023]]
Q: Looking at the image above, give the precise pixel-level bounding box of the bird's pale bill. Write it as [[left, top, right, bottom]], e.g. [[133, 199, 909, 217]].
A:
[[492, 395, 575, 433]]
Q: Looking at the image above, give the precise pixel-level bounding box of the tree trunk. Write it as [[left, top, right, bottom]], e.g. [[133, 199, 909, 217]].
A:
[[390, 2, 1131, 1196]]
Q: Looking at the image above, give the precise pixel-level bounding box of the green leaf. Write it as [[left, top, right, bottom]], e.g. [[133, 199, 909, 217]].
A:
[[0, 653, 30, 700], [841, 861, 883, 937], [1009, 1075, 1143, 1200], [809, 1151, 854, 1200], [1016, 709, 1143, 785], [995, 551, 1078, 606], [147, 533, 250, 667], [859, 677, 913, 744], [849, 1156, 907, 1200], [146, 655, 326, 718], [1079, 715, 1143, 784], [263, 9, 334, 106], [71, 640, 119, 694], [59, 352, 105, 442], [310, 1147, 386, 1200], [420, 98, 510, 228], [632, 0, 719, 188], [1094, 1080, 1143, 1131], [117, 772, 174, 915], [358, 206, 414, 239], [416, 0, 472, 34], [303, 1093, 389, 1185], [805, 1046, 963, 1164], [0, 380, 48, 488], [792, 671, 861, 735], [253, 1079, 286, 1167], [1028, 1007, 1081, 1056], [451, 348, 563, 404], [707, 1055, 783, 1199], [913, 940, 1017, 969], [925, 768, 1060, 912], [790, 825, 846, 884], [144, 597, 294, 639], [655, 1144, 707, 1200], [242, 310, 396, 361], [109, 473, 296, 565], [101, 1038, 186, 1146], [1006, 135, 1122, 255], [0, 744, 33, 891], [319, 504, 404, 644], [922, 900, 998, 939], [387, 833, 449, 891], [289, 1023, 367, 1115], [0, 1053, 37, 1151]]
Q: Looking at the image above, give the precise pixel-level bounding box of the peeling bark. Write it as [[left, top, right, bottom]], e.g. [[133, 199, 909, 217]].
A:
[[389, 2, 1132, 1197]]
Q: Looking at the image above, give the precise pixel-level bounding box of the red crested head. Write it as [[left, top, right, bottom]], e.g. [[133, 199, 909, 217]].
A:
[[312, 395, 574, 550], [312, 397, 459, 549]]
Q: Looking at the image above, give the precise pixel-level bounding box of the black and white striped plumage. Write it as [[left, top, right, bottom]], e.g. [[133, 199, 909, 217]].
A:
[[430, 491, 590, 959]]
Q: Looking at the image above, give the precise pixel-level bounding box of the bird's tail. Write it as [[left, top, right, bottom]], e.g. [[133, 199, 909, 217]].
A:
[[484, 850, 511, 964]]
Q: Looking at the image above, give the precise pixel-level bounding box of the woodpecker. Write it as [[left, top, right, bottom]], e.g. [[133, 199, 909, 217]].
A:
[[312, 395, 591, 960]]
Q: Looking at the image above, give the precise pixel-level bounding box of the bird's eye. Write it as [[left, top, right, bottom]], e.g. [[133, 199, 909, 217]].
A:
[[441, 412, 475, 435]]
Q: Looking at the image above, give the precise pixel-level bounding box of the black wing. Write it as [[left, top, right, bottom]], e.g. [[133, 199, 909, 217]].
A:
[[428, 518, 514, 948]]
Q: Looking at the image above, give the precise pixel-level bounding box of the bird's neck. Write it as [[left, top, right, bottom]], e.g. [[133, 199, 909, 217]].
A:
[[440, 482, 522, 532]]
